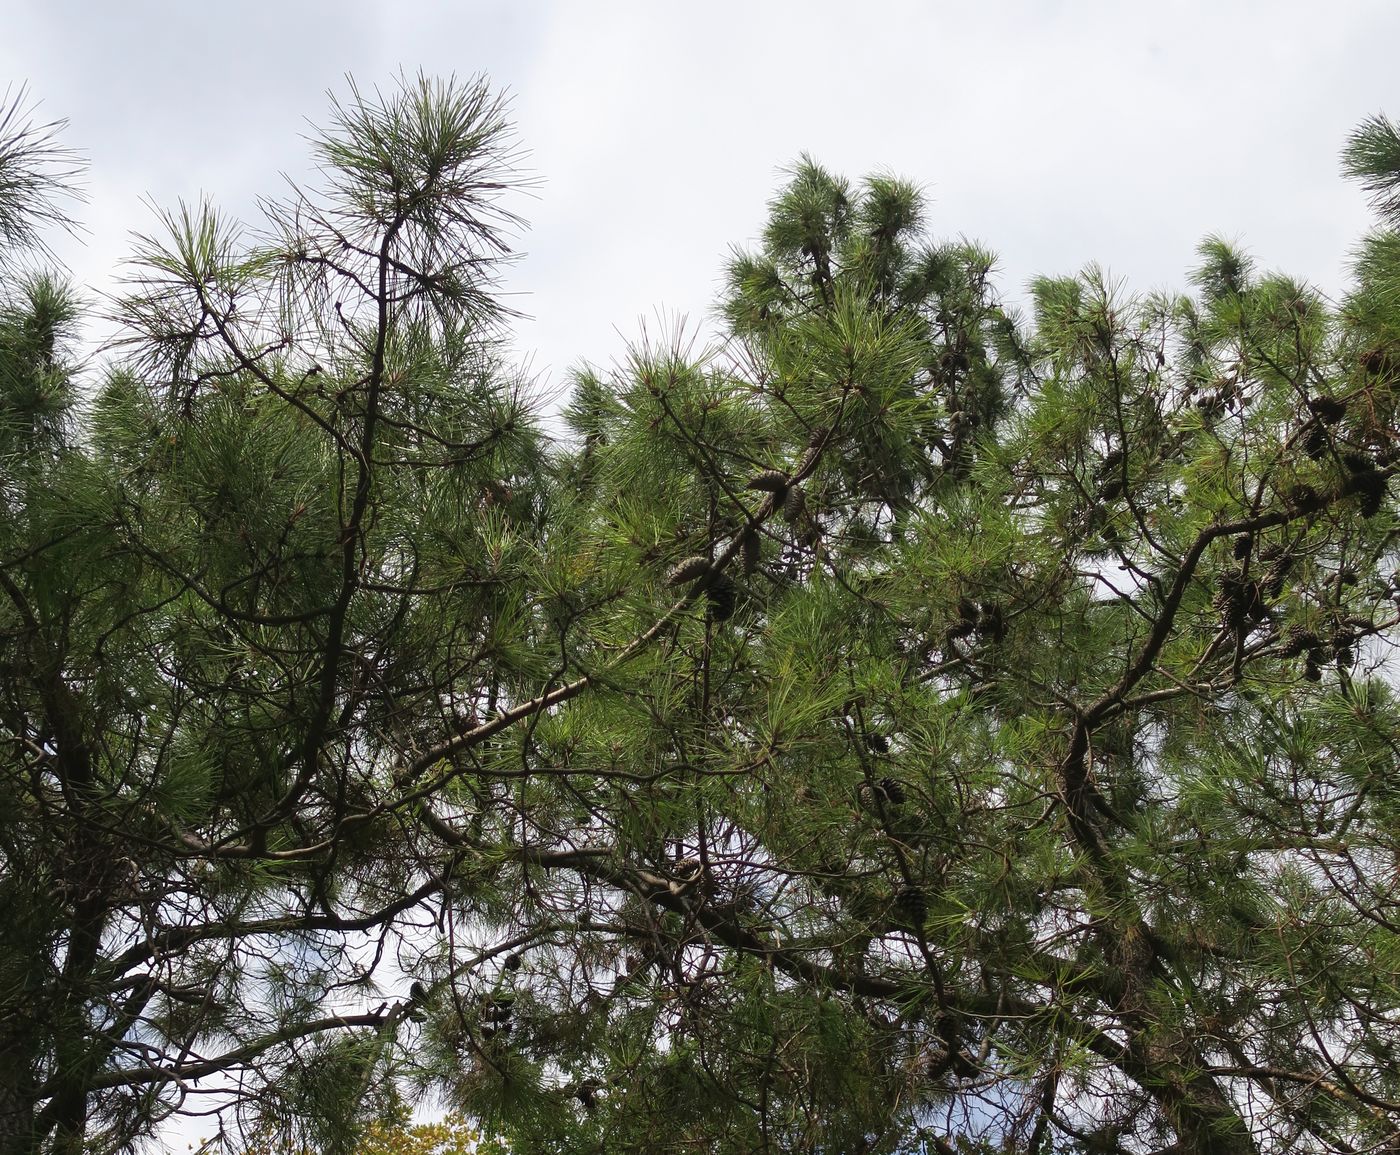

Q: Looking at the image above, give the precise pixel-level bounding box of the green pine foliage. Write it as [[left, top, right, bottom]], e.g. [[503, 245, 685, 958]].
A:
[[7, 74, 1400, 1155]]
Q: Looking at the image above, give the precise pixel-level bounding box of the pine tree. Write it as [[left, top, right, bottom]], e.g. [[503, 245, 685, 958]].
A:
[[0, 75, 552, 1155], [10, 72, 1400, 1155], [490, 142, 1400, 1153]]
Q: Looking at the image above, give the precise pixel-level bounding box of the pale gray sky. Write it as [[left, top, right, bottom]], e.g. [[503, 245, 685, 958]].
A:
[[5, 1, 1398, 399]]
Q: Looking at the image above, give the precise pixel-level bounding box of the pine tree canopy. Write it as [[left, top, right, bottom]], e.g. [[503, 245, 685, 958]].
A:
[[7, 74, 1400, 1155]]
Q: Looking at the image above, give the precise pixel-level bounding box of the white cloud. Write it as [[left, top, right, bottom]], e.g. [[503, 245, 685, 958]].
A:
[[4, 0, 1395, 392]]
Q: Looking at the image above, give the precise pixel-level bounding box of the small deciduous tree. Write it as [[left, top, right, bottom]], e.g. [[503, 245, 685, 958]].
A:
[[245, 1112, 495, 1155]]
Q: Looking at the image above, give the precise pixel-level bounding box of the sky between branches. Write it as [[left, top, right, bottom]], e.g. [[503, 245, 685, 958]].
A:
[[5, 0, 1398, 401]]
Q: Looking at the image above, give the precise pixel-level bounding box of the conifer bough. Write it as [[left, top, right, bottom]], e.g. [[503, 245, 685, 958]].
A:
[[9, 76, 1400, 1155]]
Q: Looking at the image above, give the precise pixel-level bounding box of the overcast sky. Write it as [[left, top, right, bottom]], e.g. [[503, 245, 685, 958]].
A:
[[6, 1, 1400, 407]]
